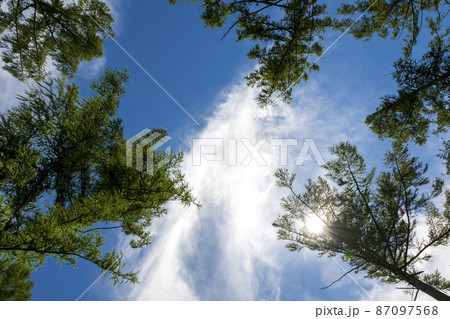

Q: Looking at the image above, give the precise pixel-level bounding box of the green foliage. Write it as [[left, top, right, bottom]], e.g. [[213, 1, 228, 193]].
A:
[[336, 0, 446, 57], [0, 68, 198, 297], [0, 257, 33, 300], [438, 139, 450, 175], [0, 0, 114, 80], [170, 0, 447, 107], [171, 0, 333, 107], [366, 28, 449, 146], [274, 142, 450, 300]]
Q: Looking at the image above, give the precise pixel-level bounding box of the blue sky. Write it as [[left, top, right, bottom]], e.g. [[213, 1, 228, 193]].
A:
[[1, 0, 448, 301]]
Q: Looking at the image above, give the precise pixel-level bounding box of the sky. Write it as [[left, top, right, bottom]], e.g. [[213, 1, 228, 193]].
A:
[[0, 0, 449, 301]]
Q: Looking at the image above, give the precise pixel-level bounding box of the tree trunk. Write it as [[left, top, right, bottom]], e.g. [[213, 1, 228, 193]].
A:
[[394, 269, 450, 301], [351, 246, 450, 301]]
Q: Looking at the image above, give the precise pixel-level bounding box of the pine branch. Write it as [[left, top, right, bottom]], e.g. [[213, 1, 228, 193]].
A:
[[320, 265, 362, 289]]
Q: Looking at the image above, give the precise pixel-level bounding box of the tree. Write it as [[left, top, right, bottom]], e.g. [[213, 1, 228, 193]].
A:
[[273, 142, 450, 300], [0, 0, 114, 80], [366, 25, 449, 169], [0, 257, 33, 300], [170, 0, 447, 107], [438, 139, 450, 175], [0, 68, 198, 297], [366, 29, 449, 145]]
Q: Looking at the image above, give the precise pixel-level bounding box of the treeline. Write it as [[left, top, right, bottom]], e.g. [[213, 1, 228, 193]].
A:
[[0, 0, 449, 300]]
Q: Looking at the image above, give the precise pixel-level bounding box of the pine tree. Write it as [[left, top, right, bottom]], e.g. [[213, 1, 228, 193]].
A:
[[0, 257, 33, 300], [0, 68, 198, 297], [274, 142, 450, 300], [365, 24, 449, 169], [366, 28, 449, 143], [0, 0, 114, 80], [170, 0, 447, 107]]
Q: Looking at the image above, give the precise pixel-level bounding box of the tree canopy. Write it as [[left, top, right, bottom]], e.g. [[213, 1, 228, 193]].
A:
[[0, 0, 114, 80], [0, 68, 198, 297], [0, 257, 33, 300], [170, 0, 448, 107], [274, 142, 450, 300], [366, 25, 449, 145], [0, 0, 447, 302]]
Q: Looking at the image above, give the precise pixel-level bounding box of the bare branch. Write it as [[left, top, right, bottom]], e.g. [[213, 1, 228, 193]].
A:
[[320, 265, 362, 289]]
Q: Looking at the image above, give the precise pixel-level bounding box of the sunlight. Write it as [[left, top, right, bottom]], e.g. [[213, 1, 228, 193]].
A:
[[304, 215, 325, 234]]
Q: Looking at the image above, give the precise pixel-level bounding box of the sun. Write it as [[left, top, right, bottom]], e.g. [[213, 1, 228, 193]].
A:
[[304, 215, 325, 234]]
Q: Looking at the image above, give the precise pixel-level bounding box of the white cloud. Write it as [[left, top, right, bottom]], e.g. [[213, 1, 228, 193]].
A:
[[118, 72, 407, 301], [103, 0, 122, 17], [101, 0, 125, 35], [0, 60, 25, 112], [77, 57, 107, 79], [0, 53, 64, 113], [108, 45, 450, 299]]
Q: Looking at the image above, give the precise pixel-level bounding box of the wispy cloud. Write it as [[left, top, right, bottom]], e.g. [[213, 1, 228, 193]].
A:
[[117, 71, 408, 300], [103, 0, 124, 24], [77, 57, 107, 79]]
